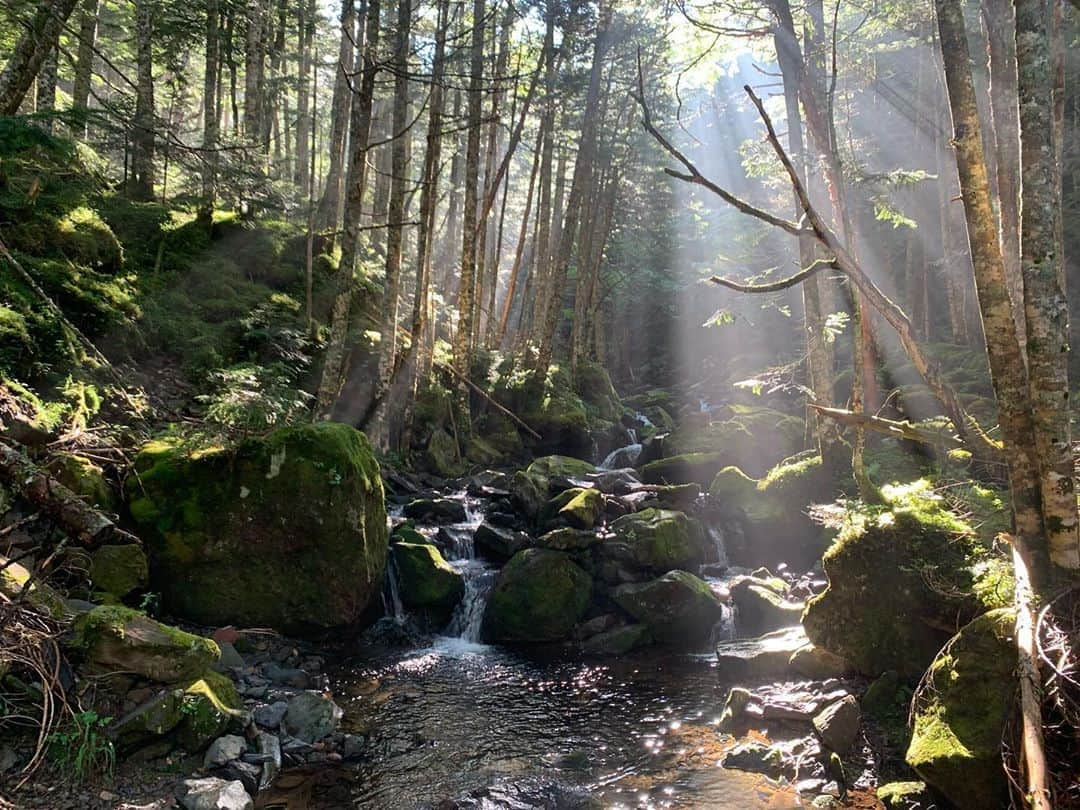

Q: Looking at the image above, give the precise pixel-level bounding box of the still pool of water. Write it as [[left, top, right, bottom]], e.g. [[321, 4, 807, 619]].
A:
[[308, 637, 805, 809]]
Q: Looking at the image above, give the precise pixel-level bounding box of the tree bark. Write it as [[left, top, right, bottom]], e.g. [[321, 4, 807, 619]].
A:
[[243, 0, 266, 146], [528, 5, 558, 350], [0, 0, 81, 115], [497, 127, 542, 346], [129, 0, 156, 201], [35, 42, 58, 132], [316, 0, 358, 230], [199, 0, 221, 229], [295, 0, 315, 192], [1015, 0, 1078, 569], [71, 0, 100, 130]]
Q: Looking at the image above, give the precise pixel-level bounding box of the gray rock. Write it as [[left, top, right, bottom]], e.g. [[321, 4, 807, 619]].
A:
[[721, 741, 785, 779], [404, 497, 467, 523], [715, 625, 808, 679], [218, 761, 261, 795], [254, 732, 281, 789], [813, 695, 861, 755], [474, 523, 532, 562], [283, 692, 343, 742], [176, 778, 253, 810], [213, 642, 245, 673], [718, 687, 754, 732], [203, 735, 247, 769], [253, 701, 288, 729], [342, 734, 365, 760], [263, 662, 310, 689]]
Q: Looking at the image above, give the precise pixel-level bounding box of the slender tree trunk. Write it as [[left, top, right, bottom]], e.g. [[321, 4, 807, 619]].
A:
[[244, 0, 266, 145], [71, 0, 100, 132], [199, 0, 221, 229], [315, 0, 382, 418], [129, 0, 156, 201], [453, 0, 486, 398], [35, 42, 58, 132], [317, 0, 358, 230], [225, 13, 241, 137], [295, 0, 314, 192], [0, 0, 81, 115], [528, 7, 558, 349], [1015, 0, 1078, 569], [533, 0, 612, 378], [497, 128, 542, 346], [983, 0, 1025, 347], [439, 88, 465, 290]]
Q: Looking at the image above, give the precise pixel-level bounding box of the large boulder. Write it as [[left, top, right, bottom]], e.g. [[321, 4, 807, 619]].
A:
[[127, 422, 388, 636], [482, 549, 592, 643], [510, 455, 597, 522], [70, 606, 219, 683], [542, 487, 603, 530], [612, 570, 724, 645], [89, 543, 149, 598], [802, 482, 1011, 677], [608, 509, 710, 573], [906, 609, 1015, 810], [391, 542, 464, 619], [640, 452, 726, 487], [715, 625, 809, 679], [730, 575, 803, 635], [46, 452, 116, 510]]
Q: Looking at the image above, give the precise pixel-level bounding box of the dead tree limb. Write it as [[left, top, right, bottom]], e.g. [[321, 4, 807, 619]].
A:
[[710, 258, 836, 293], [631, 65, 1003, 467], [0, 441, 125, 548], [808, 404, 965, 450]]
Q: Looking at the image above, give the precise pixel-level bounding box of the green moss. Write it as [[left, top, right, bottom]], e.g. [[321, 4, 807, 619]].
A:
[[666, 406, 805, 477], [551, 487, 604, 529], [609, 508, 708, 572], [491, 360, 592, 455], [1, 554, 69, 619], [392, 542, 464, 612], [126, 422, 387, 635], [641, 452, 727, 486], [89, 544, 148, 598], [876, 781, 930, 809], [612, 570, 724, 645], [573, 360, 622, 421], [46, 452, 114, 510], [906, 609, 1015, 809], [482, 549, 592, 643], [176, 671, 242, 751]]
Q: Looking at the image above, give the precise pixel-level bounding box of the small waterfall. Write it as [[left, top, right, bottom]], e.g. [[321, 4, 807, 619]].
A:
[[382, 556, 406, 623], [707, 526, 729, 569], [600, 442, 643, 470], [446, 560, 496, 642]]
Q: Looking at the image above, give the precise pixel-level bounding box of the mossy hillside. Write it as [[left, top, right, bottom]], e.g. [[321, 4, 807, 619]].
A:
[[802, 480, 1013, 677], [127, 422, 388, 636], [482, 548, 592, 643], [906, 609, 1016, 809]]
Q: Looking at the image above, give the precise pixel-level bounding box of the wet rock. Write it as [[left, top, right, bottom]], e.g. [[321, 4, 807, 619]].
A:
[[536, 527, 601, 551], [474, 523, 532, 562], [788, 643, 854, 680], [721, 741, 785, 779], [812, 696, 860, 754], [342, 734, 365, 760], [482, 549, 592, 643], [204, 735, 247, 768], [283, 692, 343, 743], [69, 606, 219, 682], [730, 575, 803, 635], [404, 497, 467, 523], [214, 642, 245, 673], [608, 508, 710, 573], [587, 468, 640, 494], [718, 687, 753, 731], [127, 423, 388, 636], [176, 777, 253, 810], [392, 542, 465, 618], [580, 623, 652, 656], [89, 543, 148, 598], [253, 731, 281, 787], [715, 625, 809, 679], [612, 570, 724, 646], [262, 662, 310, 689], [906, 609, 1015, 810], [253, 701, 288, 729], [876, 781, 931, 809]]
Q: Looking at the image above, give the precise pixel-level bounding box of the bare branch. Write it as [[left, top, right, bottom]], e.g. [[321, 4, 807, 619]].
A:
[[710, 258, 835, 293]]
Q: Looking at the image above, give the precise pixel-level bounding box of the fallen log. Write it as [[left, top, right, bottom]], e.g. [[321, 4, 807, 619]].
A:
[[808, 404, 968, 451], [0, 441, 122, 548]]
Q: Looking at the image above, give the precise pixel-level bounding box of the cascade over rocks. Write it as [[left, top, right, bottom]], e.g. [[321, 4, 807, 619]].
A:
[[127, 422, 388, 637]]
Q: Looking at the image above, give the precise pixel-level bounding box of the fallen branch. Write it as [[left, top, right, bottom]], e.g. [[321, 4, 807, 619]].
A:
[[1008, 535, 1053, 810], [436, 359, 542, 441], [0, 441, 127, 547], [808, 404, 965, 450]]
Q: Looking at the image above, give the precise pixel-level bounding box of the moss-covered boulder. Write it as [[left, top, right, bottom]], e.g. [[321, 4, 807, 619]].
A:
[[640, 452, 726, 486], [536, 527, 602, 551], [482, 549, 592, 643], [802, 482, 1012, 677], [90, 544, 148, 598], [491, 362, 593, 456], [612, 570, 724, 646], [46, 452, 116, 511], [425, 428, 464, 478], [905, 609, 1015, 810], [543, 487, 603, 530], [127, 422, 388, 636], [574, 360, 622, 422], [70, 606, 219, 683], [609, 508, 710, 572], [1, 554, 69, 619], [667, 406, 805, 478], [510, 455, 596, 522], [876, 781, 932, 810], [391, 542, 464, 618], [730, 575, 803, 634]]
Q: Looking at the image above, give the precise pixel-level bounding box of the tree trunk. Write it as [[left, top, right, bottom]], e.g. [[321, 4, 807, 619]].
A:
[[35, 42, 58, 132], [534, 0, 611, 377], [199, 0, 221, 229], [497, 127, 542, 346], [453, 0, 486, 395], [316, 0, 358, 230], [243, 0, 266, 146], [1015, 0, 1078, 569], [71, 0, 100, 132], [315, 0, 382, 418], [0, 0, 81, 115], [129, 0, 156, 201], [295, 0, 314, 192]]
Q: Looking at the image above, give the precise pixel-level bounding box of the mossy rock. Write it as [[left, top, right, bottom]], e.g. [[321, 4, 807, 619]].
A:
[[465, 435, 504, 467], [482, 549, 592, 643], [70, 605, 219, 683], [511, 456, 596, 523], [876, 781, 932, 809], [536, 527, 601, 551], [730, 576, 802, 635], [581, 623, 653, 656], [491, 362, 592, 456], [392, 524, 429, 545], [906, 609, 1016, 809], [127, 422, 388, 636], [640, 452, 726, 486], [526, 455, 597, 482], [1, 554, 68, 619], [89, 544, 148, 598], [544, 487, 604, 530], [612, 570, 724, 646], [426, 428, 464, 478], [802, 481, 1012, 677], [391, 542, 464, 617], [609, 508, 710, 572], [666, 406, 805, 477], [573, 360, 622, 421], [46, 452, 116, 511]]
